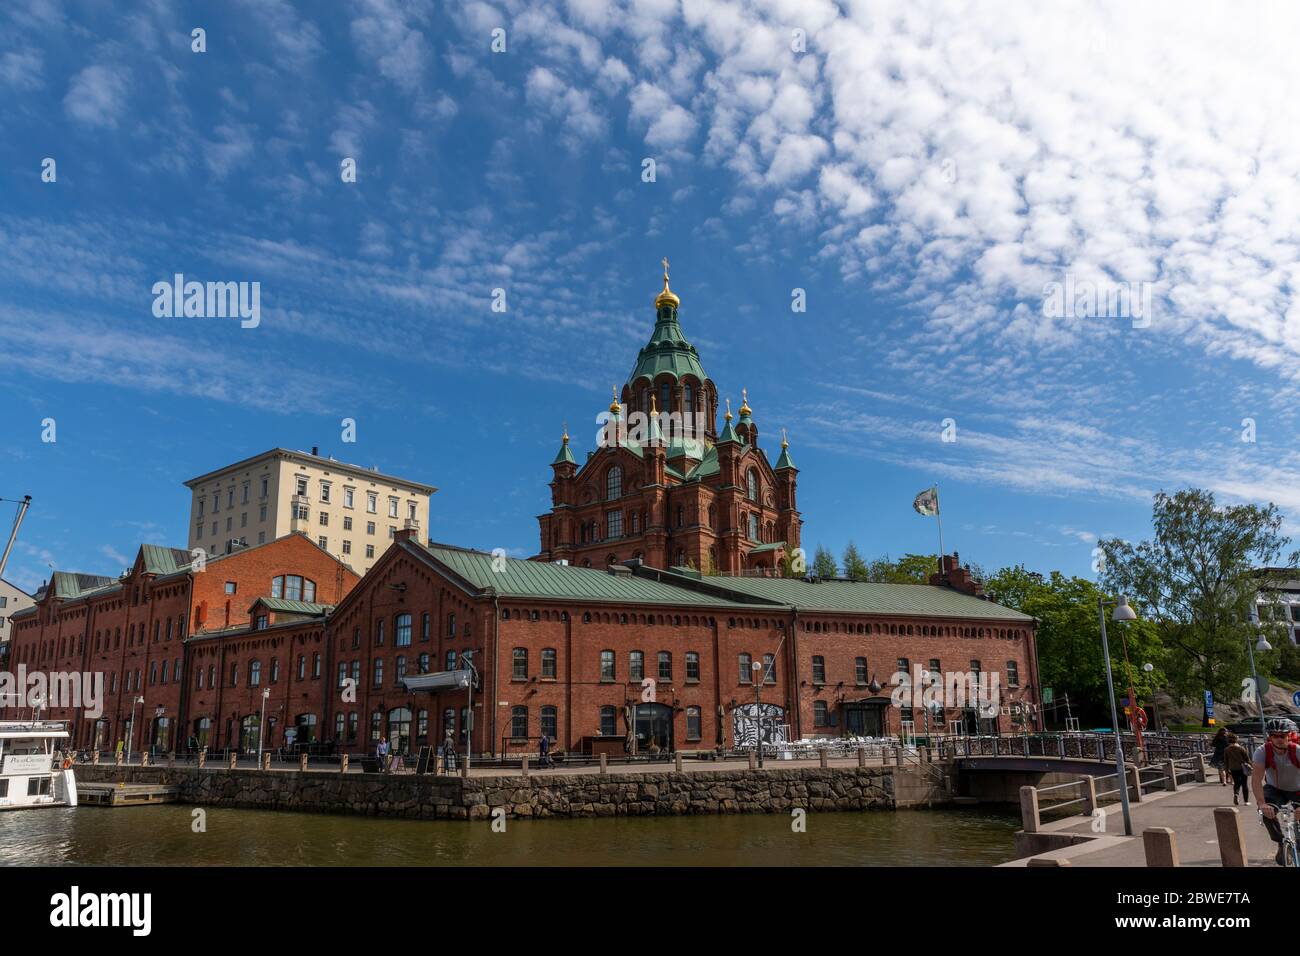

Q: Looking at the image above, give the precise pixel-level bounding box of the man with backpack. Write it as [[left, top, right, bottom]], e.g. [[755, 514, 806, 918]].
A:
[[1251, 717, 1300, 865]]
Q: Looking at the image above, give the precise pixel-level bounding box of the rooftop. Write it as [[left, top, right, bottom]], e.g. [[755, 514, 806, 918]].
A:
[[183, 447, 438, 495]]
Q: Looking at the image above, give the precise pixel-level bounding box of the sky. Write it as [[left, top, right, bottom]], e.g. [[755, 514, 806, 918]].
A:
[[2, 0, 1299, 596]]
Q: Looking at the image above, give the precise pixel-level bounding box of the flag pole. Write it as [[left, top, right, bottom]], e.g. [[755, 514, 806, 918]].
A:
[[935, 484, 945, 572]]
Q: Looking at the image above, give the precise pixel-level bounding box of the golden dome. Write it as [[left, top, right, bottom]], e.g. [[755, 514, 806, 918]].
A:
[[655, 256, 680, 310], [609, 386, 621, 415], [739, 387, 752, 417], [724, 397, 733, 421]]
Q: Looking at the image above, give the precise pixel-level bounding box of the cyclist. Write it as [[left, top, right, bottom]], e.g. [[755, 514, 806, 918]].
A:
[[1251, 716, 1300, 865]]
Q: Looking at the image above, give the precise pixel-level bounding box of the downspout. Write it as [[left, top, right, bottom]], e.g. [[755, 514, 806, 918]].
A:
[[489, 590, 500, 758], [789, 606, 802, 739], [1028, 618, 1044, 732]]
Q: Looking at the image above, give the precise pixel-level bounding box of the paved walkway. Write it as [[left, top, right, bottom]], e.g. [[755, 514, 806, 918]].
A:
[[1003, 781, 1279, 867]]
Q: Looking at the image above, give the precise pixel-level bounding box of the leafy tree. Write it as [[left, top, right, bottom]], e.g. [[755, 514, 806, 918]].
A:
[[812, 544, 838, 579], [704, 552, 721, 576], [985, 566, 1164, 721], [842, 541, 870, 581], [1099, 489, 1297, 704], [866, 553, 939, 584]]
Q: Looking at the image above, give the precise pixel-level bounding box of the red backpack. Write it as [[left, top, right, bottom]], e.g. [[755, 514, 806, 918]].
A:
[[1265, 736, 1300, 770]]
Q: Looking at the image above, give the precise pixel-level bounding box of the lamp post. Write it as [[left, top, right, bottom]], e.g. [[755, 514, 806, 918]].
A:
[[460, 651, 478, 772], [752, 660, 764, 768], [1248, 627, 1272, 744], [128, 695, 144, 765], [1099, 594, 1137, 837], [257, 687, 270, 762]]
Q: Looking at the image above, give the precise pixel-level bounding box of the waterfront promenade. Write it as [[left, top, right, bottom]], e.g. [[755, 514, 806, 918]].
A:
[[1005, 781, 1279, 867]]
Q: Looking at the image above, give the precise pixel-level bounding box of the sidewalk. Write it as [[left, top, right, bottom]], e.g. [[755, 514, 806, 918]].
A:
[[1003, 780, 1278, 867]]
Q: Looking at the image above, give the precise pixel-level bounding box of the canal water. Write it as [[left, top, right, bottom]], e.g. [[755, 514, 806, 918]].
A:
[[1, 806, 1019, 866]]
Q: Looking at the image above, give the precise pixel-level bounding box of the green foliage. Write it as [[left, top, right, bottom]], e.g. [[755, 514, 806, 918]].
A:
[[841, 541, 869, 581], [1099, 488, 1297, 704], [984, 566, 1164, 716], [811, 544, 838, 578], [865, 552, 938, 584]]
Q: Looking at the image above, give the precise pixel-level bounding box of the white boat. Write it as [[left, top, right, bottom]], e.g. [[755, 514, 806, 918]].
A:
[[0, 721, 77, 810]]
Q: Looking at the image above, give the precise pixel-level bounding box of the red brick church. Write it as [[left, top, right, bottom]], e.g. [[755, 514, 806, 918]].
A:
[[535, 262, 800, 574]]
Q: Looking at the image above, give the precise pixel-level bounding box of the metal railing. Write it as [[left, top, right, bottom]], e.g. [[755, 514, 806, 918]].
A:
[[1020, 754, 1208, 832]]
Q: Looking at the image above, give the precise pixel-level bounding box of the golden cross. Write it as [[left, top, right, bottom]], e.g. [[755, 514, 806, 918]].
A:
[[662, 256, 669, 282]]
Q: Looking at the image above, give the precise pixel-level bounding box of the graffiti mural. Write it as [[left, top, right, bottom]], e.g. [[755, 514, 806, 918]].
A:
[[732, 703, 788, 750]]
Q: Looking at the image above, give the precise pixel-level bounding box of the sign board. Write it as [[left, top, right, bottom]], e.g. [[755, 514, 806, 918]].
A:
[[1042, 687, 1053, 705], [1292, 689, 1300, 709], [1204, 690, 1214, 718], [3, 753, 52, 775], [415, 746, 433, 775]]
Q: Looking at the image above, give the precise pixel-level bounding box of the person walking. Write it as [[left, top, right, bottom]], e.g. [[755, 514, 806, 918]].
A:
[[1210, 727, 1229, 785], [1223, 732, 1251, 805], [1251, 718, 1300, 865], [443, 730, 457, 773], [376, 735, 390, 773], [539, 732, 552, 769]]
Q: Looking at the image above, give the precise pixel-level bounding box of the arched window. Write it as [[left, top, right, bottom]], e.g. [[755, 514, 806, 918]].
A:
[[686, 706, 702, 741], [510, 706, 528, 739], [659, 382, 671, 414], [249, 660, 261, 686], [512, 648, 528, 680], [540, 706, 557, 742], [395, 613, 412, 646], [541, 648, 557, 678], [684, 383, 693, 415], [747, 469, 758, 501], [600, 705, 617, 737], [629, 650, 644, 681], [748, 513, 759, 541], [607, 466, 623, 500]]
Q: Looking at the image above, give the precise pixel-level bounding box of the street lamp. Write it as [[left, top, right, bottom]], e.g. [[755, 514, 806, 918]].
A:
[[1248, 626, 1273, 743], [1099, 594, 1137, 837], [128, 695, 144, 764], [752, 659, 765, 768], [459, 651, 478, 772], [257, 687, 271, 762], [1142, 662, 1159, 733]]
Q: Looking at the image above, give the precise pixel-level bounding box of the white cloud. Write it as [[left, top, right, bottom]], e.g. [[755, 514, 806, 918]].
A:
[[63, 64, 130, 128]]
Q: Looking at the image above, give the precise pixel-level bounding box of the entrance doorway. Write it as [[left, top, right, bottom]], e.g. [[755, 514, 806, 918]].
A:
[[843, 700, 888, 737], [387, 707, 412, 755], [632, 702, 673, 753]]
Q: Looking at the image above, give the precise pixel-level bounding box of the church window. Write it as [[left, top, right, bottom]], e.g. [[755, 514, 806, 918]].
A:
[[676, 505, 685, 528], [607, 466, 622, 500], [608, 510, 622, 538], [748, 513, 759, 541], [747, 469, 758, 501], [660, 382, 671, 414], [684, 384, 693, 415]]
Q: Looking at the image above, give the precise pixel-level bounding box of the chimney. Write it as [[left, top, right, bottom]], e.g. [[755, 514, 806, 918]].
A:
[[311, 446, 319, 456], [930, 553, 984, 597], [394, 526, 418, 544]]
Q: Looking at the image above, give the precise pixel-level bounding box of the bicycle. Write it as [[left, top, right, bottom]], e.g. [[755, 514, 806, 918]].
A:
[[1263, 801, 1300, 867]]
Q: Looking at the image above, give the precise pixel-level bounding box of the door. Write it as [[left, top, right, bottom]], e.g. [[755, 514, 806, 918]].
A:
[[634, 702, 673, 752]]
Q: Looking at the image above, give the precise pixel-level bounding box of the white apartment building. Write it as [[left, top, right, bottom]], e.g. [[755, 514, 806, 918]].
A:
[[184, 447, 437, 575], [0, 577, 35, 650]]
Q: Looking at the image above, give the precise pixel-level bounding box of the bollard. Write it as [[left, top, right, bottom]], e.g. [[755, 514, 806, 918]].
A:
[[1020, 785, 1041, 833], [1128, 765, 1143, 803], [675, 752, 683, 772], [857, 747, 866, 768], [599, 753, 608, 775], [895, 747, 904, 768], [140, 751, 150, 767], [299, 753, 308, 772], [340, 753, 349, 773], [521, 754, 530, 777], [1164, 759, 1178, 792], [1142, 827, 1180, 867], [261, 753, 271, 770], [115, 750, 124, 767], [1026, 856, 1070, 867], [819, 750, 828, 770], [748, 750, 758, 770], [228, 751, 237, 770], [1214, 807, 1248, 867], [197, 751, 206, 769], [91, 750, 100, 766], [1193, 754, 1207, 783], [459, 763, 468, 779], [921, 745, 930, 764], [1082, 776, 1098, 816]]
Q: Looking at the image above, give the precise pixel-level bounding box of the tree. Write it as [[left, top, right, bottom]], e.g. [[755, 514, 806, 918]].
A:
[[812, 544, 838, 579], [985, 566, 1164, 720], [1099, 489, 1297, 704], [842, 542, 869, 581], [866, 553, 939, 584]]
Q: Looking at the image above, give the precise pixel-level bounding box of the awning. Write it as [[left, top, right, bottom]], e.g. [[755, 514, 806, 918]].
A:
[[401, 669, 473, 693]]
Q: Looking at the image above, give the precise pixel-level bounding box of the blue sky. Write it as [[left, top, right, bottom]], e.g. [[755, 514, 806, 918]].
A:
[[3, 0, 1299, 595]]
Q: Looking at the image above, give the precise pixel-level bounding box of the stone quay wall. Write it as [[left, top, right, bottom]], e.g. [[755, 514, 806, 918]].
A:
[[75, 764, 913, 820]]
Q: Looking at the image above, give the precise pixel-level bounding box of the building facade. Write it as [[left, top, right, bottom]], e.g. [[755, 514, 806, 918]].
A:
[[184, 447, 437, 575], [535, 266, 801, 574], [2, 533, 358, 752], [0, 577, 35, 656]]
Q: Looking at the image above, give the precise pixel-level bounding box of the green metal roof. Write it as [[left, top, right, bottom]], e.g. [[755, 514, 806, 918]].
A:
[[685, 444, 719, 480], [775, 443, 795, 470], [688, 574, 1035, 621], [747, 541, 787, 555], [140, 544, 194, 575], [552, 438, 576, 466], [628, 309, 708, 385], [253, 597, 334, 615], [51, 572, 117, 599], [419, 544, 767, 609]]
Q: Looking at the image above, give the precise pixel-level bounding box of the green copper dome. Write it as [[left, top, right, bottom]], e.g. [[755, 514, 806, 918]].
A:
[[628, 272, 709, 386]]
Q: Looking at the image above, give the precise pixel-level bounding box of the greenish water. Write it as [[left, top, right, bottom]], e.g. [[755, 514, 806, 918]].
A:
[[0, 805, 1020, 866]]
